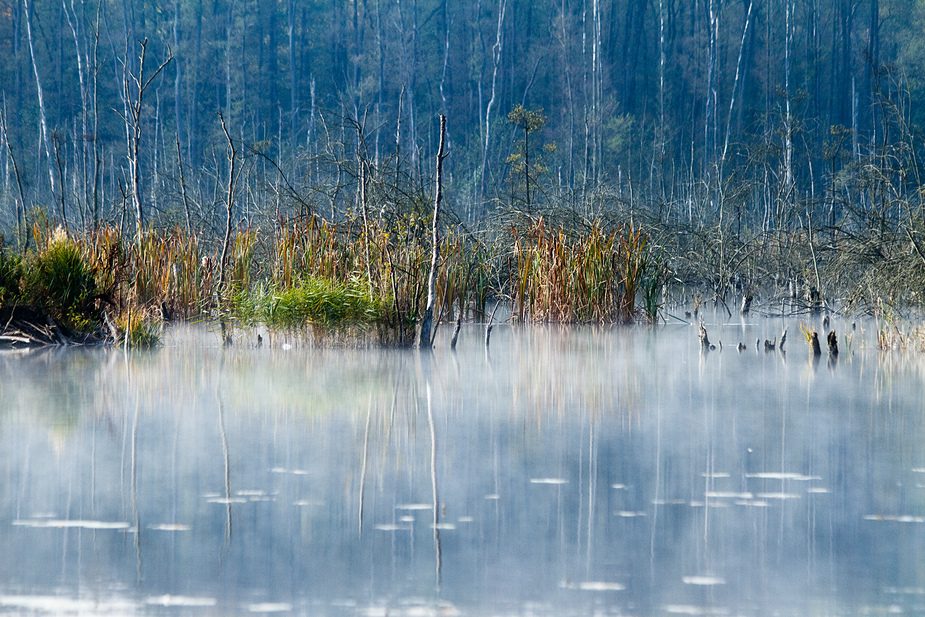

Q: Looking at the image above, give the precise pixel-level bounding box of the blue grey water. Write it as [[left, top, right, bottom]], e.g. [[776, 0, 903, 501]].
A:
[[1, 319, 924, 616]]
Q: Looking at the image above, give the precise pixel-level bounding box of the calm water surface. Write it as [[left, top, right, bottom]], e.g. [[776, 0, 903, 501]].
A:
[[2, 318, 925, 616]]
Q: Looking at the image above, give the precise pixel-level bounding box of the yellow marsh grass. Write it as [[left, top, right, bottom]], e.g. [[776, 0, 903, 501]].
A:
[[512, 219, 649, 323]]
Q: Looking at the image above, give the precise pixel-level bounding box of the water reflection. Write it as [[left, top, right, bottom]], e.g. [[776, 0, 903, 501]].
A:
[[1, 321, 925, 616]]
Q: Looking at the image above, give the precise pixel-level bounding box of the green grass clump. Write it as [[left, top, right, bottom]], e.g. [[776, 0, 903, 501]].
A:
[[234, 277, 384, 331], [116, 308, 164, 348], [22, 230, 100, 334], [0, 250, 23, 306]]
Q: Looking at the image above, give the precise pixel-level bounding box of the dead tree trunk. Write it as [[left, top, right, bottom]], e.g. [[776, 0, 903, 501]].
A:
[[417, 115, 448, 349], [121, 38, 172, 240], [22, 0, 56, 201], [218, 112, 239, 291]]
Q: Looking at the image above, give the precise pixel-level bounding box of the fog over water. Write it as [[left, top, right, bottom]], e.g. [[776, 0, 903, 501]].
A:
[[1, 319, 924, 616]]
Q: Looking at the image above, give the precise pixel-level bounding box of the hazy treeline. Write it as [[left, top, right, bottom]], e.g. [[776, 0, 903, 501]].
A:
[[1, 0, 924, 278]]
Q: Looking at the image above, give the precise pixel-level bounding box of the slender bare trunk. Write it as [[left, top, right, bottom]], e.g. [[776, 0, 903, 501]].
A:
[[480, 0, 506, 203], [218, 112, 238, 290], [122, 38, 172, 239], [288, 0, 298, 146], [0, 109, 27, 247], [176, 133, 192, 234], [417, 115, 447, 349], [22, 0, 56, 199], [64, 0, 89, 226], [721, 0, 753, 176]]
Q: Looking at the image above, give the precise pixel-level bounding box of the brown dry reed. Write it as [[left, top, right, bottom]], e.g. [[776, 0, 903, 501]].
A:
[[511, 218, 651, 323]]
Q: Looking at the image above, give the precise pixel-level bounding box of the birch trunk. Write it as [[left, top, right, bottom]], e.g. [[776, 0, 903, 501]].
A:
[[417, 115, 447, 350], [480, 0, 506, 203], [22, 0, 56, 200]]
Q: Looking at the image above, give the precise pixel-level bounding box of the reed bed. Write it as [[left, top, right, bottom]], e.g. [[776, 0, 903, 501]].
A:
[[511, 218, 653, 323], [1, 212, 656, 347]]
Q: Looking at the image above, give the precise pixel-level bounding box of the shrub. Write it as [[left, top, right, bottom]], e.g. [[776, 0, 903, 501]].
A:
[[23, 230, 99, 333], [0, 250, 23, 306]]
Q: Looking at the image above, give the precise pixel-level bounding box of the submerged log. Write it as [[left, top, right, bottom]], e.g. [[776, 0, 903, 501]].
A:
[[0, 306, 63, 346]]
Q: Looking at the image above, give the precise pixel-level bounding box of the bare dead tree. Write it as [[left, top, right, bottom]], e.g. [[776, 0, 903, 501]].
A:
[[480, 0, 506, 203], [120, 37, 173, 240], [417, 115, 448, 349], [218, 112, 240, 290], [176, 133, 193, 235], [0, 108, 28, 247], [22, 0, 56, 200]]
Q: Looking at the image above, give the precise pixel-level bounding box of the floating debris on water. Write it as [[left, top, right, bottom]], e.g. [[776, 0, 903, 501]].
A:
[[577, 582, 625, 591], [683, 576, 726, 586], [146, 595, 217, 607], [237, 489, 268, 496], [735, 500, 769, 507], [12, 519, 131, 530], [611, 484, 627, 490], [149, 524, 192, 531], [706, 492, 753, 499], [361, 601, 460, 617], [864, 514, 925, 523], [746, 473, 821, 481], [0, 595, 137, 612], [270, 467, 309, 475], [530, 478, 569, 484], [396, 504, 432, 510], [248, 602, 293, 612], [559, 580, 625, 591], [664, 605, 730, 615]]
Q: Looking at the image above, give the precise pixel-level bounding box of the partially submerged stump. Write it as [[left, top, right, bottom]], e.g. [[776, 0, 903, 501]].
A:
[[699, 323, 716, 351], [810, 331, 822, 356], [827, 330, 839, 356]]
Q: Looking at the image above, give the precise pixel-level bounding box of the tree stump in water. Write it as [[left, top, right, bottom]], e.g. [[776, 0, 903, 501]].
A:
[[810, 331, 822, 356], [699, 323, 715, 351], [827, 330, 838, 356]]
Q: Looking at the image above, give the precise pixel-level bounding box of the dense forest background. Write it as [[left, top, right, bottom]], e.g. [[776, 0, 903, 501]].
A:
[[1, 0, 924, 273]]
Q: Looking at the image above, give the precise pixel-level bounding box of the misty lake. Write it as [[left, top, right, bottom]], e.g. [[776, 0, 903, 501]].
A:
[[2, 318, 925, 617]]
